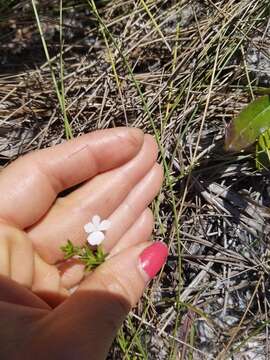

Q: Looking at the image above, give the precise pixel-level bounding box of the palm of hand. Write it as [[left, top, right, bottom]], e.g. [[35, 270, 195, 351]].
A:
[[0, 128, 163, 359]]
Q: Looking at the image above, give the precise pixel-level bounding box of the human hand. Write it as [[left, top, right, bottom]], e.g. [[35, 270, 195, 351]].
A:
[[0, 127, 168, 359]]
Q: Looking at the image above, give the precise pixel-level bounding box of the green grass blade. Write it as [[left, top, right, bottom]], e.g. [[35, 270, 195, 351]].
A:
[[31, 0, 73, 139]]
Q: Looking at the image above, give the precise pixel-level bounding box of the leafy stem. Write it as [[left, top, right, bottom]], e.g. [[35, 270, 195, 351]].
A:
[[60, 240, 107, 272]]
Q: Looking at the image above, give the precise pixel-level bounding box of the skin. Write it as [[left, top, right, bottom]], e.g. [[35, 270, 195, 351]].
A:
[[0, 127, 164, 359]]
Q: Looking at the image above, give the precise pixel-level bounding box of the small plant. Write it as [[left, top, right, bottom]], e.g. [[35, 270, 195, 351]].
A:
[[61, 240, 107, 271], [60, 215, 111, 271]]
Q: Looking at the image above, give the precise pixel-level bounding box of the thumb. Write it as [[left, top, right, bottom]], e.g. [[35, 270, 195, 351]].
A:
[[80, 241, 168, 304], [46, 242, 168, 359]]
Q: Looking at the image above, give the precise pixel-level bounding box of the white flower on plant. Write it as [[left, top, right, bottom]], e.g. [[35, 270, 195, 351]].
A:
[[84, 215, 111, 246]]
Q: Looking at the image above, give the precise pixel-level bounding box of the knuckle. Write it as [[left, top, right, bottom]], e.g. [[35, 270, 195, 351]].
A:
[[24, 152, 64, 195]]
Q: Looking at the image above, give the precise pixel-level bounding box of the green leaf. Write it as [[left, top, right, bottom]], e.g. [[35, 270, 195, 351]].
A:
[[256, 128, 270, 170], [96, 245, 107, 262], [60, 239, 76, 259], [225, 95, 270, 152]]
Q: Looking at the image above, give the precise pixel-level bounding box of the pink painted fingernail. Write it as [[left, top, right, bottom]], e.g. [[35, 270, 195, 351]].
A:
[[139, 242, 168, 280]]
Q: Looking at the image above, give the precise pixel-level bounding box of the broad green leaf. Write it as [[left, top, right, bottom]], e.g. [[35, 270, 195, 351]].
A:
[[225, 95, 270, 152], [256, 129, 270, 170]]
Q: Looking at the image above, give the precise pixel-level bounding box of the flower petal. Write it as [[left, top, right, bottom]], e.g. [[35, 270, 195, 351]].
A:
[[92, 215, 101, 227], [87, 231, 105, 246], [84, 222, 96, 233], [99, 219, 111, 231]]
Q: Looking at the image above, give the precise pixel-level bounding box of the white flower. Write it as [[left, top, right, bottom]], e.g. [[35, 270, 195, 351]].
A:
[[84, 215, 111, 246]]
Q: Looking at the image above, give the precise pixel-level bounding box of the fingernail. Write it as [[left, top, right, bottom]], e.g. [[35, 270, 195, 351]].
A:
[[139, 242, 168, 281]]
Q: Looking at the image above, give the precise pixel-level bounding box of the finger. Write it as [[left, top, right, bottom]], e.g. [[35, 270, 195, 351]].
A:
[[32, 254, 68, 307], [58, 260, 85, 290], [0, 127, 143, 229], [28, 135, 158, 264], [109, 208, 154, 257], [10, 229, 34, 289], [0, 224, 33, 288], [103, 163, 163, 251], [59, 208, 154, 289], [46, 242, 168, 359]]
